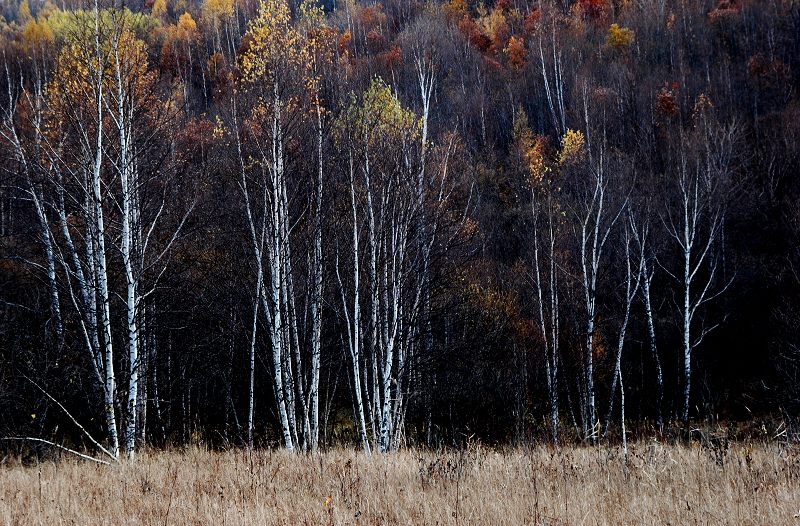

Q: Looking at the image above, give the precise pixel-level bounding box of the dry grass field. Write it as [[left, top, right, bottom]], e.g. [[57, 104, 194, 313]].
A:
[[2, 441, 800, 525]]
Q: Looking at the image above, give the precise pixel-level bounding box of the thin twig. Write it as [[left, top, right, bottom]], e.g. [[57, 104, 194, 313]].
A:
[[22, 374, 119, 462], [0, 437, 111, 465]]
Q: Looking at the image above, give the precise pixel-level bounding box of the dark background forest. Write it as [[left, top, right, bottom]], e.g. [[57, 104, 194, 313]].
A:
[[0, 0, 799, 458]]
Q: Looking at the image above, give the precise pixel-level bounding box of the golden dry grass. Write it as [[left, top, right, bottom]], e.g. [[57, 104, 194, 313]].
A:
[[2, 441, 799, 525]]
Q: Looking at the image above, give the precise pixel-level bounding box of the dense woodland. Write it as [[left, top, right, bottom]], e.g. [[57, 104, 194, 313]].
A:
[[0, 0, 798, 460]]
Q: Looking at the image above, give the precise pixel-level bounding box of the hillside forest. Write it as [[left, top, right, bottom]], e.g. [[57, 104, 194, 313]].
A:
[[0, 0, 799, 460]]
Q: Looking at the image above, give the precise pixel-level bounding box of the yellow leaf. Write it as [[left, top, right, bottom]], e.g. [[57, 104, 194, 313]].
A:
[[558, 129, 585, 166], [606, 23, 634, 50]]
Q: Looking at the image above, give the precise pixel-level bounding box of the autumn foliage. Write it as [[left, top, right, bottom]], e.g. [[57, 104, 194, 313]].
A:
[[606, 23, 634, 50], [504, 36, 526, 69]]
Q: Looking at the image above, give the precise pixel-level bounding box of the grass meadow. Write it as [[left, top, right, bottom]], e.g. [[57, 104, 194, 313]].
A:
[[1, 441, 799, 525]]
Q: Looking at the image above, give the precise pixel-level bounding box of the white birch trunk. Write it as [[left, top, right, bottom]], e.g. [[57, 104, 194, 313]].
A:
[[665, 153, 727, 423], [531, 190, 560, 444], [308, 105, 325, 451], [603, 226, 642, 437], [336, 151, 371, 453], [641, 263, 663, 426]]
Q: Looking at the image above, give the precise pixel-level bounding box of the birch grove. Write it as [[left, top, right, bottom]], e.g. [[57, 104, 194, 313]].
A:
[[336, 78, 424, 453], [237, 0, 333, 451], [1, 7, 189, 460], [2, 0, 789, 456], [569, 141, 626, 442]]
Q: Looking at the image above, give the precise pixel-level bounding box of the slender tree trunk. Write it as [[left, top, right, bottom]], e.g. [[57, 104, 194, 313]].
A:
[[32, 190, 63, 342], [603, 231, 641, 438], [642, 271, 664, 427], [91, 0, 120, 461], [681, 253, 692, 423], [532, 192, 560, 444], [308, 105, 324, 451], [248, 270, 261, 449], [337, 152, 371, 453]]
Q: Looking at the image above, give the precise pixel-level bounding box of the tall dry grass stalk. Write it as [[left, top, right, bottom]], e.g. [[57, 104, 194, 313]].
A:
[[1, 441, 799, 525]]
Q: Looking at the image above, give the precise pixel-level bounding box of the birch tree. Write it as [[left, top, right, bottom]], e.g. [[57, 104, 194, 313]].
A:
[[105, 17, 155, 461], [664, 118, 737, 422], [6, 8, 189, 460], [514, 111, 561, 444], [336, 76, 451, 452], [602, 215, 644, 441], [238, 0, 332, 451], [538, 24, 566, 137], [1, 59, 63, 345], [561, 124, 627, 441], [630, 201, 664, 427], [41, 9, 121, 458]]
